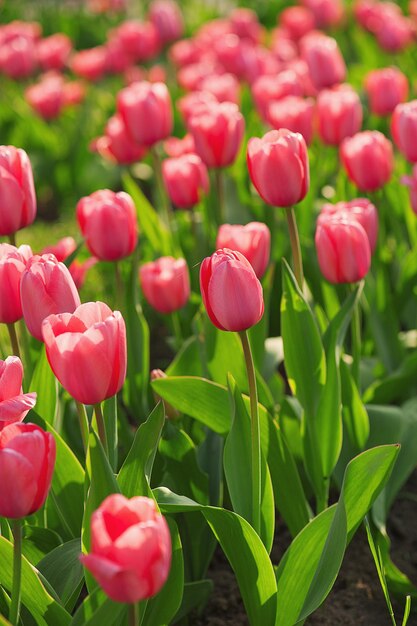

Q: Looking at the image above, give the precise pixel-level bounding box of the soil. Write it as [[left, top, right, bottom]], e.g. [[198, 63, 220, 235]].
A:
[[194, 472, 417, 626]]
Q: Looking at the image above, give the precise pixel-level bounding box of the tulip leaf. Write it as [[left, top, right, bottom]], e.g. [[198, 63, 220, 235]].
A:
[[118, 402, 165, 499], [70, 586, 127, 626], [0, 536, 71, 626], [103, 396, 118, 471], [37, 539, 84, 610], [341, 359, 369, 451], [173, 579, 214, 623], [29, 346, 58, 426], [22, 526, 62, 565], [166, 336, 203, 377], [275, 444, 400, 626]]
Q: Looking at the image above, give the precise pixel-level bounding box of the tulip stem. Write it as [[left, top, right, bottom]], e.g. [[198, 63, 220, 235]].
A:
[[350, 284, 361, 389], [6, 323, 21, 360], [151, 145, 171, 229], [171, 311, 183, 350], [75, 401, 89, 453], [94, 402, 108, 456], [129, 602, 140, 626], [285, 206, 304, 289], [214, 169, 225, 224], [114, 261, 124, 311], [239, 330, 261, 537], [18, 320, 33, 384], [9, 519, 22, 626], [8, 233, 16, 246]]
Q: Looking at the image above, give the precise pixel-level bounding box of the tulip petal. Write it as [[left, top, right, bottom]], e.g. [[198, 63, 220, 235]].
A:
[[0, 392, 37, 422], [0, 448, 37, 517], [81, 553, 147, 603]]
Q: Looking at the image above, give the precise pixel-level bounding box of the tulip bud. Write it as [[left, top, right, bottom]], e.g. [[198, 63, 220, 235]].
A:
[[300, 32, 346, 90], [117, 81, 173, 147], [164, 134, 196, 158], [340, 130, 393, 191], [0, 146, 37, 237], [37, 33, 72, 71], [178, 91, 218, 127], [162, 154, 209, 209], [69, 257, 98, 290], [139, 257, 190, 314], [230, 8, 263, 43], [150, 369, 179, 419], [115, 20, 161, 63], [279, 6, 316, 41], [301, 0, 344, 28], [200, 249, 264, 332], [80, 494, 171, 603], [0, 36, 37, 79], [42, 302, 126, 405], [70, 47, 107, 82], [316, 85, 363, 146], [316, 218, 371, 284], [21, 254, 81, 341], [251, 71, 303, 122], [391, 100, 417, 163], [216, 222, 271, 278], [266, 96, 315, 145], [0, 244, 32, 324], [0, 356, 37, 431], [0, 422, 56, 518], [199, 73, 240, 104], [76, 189, 138, 261], [94, 115, 147, 165], [318, 198, 378, 252], [364, 67, 408, 116], [247, 129, 310, 207], [26, 74, 66, 120], [149, 0, 184, 44]]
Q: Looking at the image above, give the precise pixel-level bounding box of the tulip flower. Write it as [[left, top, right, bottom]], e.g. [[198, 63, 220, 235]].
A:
[[364, 67, 408, 116], [36, 33, 72, 71], [178, 91, 218, 127], [0, 146, 37, 240], [401, 164, 417, 215], [251, 71, 303, 122], [300, 32, 346, 90], [76, 189, 138, 261], [0, 357, 36, 431], [93, 115, 147, 165], [340, 130, 393, 191], [301, 0, 344, 28], [318, 198, 378, 252], [199, 73, 240, 105], [70, 47, 107, 82], [149, 0, 184, 44], [26, 74, 66, 120], [139, 257, 190, 314], [0, 244, 32, 324], [69, 257, 98, 290], [21, 254, 81, 341], [230, 8, 263, 43], [164, 134, 195, 158], [266, 96, 315, 145], [80, 494, 171, 603], [216, 222, 271, 279], [115, 20, 161, 63], [279, 6, 316, 41], [316, 85, 363, 146], [391, 100, 417, 163], [41, 237, 76, 262], [0, 36, 37, 79], [162, 154, 209, 209]]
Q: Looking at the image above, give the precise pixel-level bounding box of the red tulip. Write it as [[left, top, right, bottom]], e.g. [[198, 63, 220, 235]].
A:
[[104, 36, 133, 74], [279, 6, 316, 41], [94, 115, 147, 165], [162, 154, 209, 209], [247, 129, 310, 207], [318, 198, 378, 252], [21, 254, 81, 341], [0, 422, 55, 519], [0, 146, 37, 237], [149, 0, 184, 44], [0, 244, 32, 324], [267, 96, 315, 145], [139, 257, 190, 314], [115, 20, 161, 63], [26, 74, 66, 120], [200, 249, 264, 332], [375, 14, 413, 53], [230, 8, 263, 43], [177, 61, 221, 92], [42, 302, 126, 405], [300, 32, 346, 90], [340, 130, 393, 191], [117, 81, 173, 147], [37, 33, 72, 71], [316, 85, 363, 146], [301, 0, 344, 28], [315, 218, 371, 283], [70, 47, 107, 82], [199, 73, 240, 104], [177, 91, 218, 127], [0, 357, 36, 431], [391, 100, 417, 163], [0, 36, 37, 79], [164, 134, 196, 157], [251, 70, 303, 121], [401, 164, 417, 215], [364, 67, 408, 116], [216, 222, 270, 278], [80, 494, 171, 603]]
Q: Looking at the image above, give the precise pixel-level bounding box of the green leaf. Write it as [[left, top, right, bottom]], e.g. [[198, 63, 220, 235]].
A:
[[118, 403, 165, 499], [0, 536, 71, 626], [363, 351, 417, 404], [38, 539, 84, 610], [103, 396, 118, 471], [173, 579, 213, 623], [29, 347, 58, 425], [22, 526, 62, 565], [341, 359, 369, 451], [166, 336, 203, 377], [70, 587, 127, 626], [275, 445, 400, 626]]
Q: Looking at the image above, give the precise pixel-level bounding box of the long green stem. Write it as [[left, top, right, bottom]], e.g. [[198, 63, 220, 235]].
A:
[[9, 519, 22, 626], [239, 330, 261, 536], [114, 261, 124, 311], [129, 602, 140, 626], [151, 145, 171, 229], [214, 168, 225, 224], [8, 232, 16, 246], [171, 311, 183, 350], [75, 401, 89, 453], [94, 402, 108, 455], [18, 320, 33, 383], [285, 206, 304, 289], [350, 285, 361, 389], [6, 323, 21, 360]]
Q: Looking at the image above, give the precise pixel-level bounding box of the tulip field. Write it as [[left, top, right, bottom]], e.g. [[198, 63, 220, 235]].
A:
[[2, 0, 417, 624]]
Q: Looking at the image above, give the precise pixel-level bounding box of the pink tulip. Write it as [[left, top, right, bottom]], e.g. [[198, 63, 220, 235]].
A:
[[315, 218, 371, 283], [21, 254, 81, 341], [37, 33, 72, 71], [391, 100, 417, 163], [177, 91, 218, 127], [140, 257, 190, 314], [0, 146, 37, 237], [230, 8, 263, 43], [364, 67, 408, 116], [200, 249, 264, 332], [216, 222, 270, 278], [0, 244, 32, 324], [69, 257, 98, 290], [177, 61, 221, 92], [80, 494, 171, 603], [279, 6, 316, 41], [70, 47, 107, 82], [270, 28, 298, 64], [162, 154, 209, 209], [247, 129, 310, 207], [0, 36, 37, 79], [0, 422, 55, 519], [267, 96, 315, 145], [188, 101, 245, 168], [76, 189, 138, 261], [149, 0, 184, 44], [115, 20, 161, 63], [0, 357, 36, 431], [42, 302, 126, 405], [316, 85, 363, 146], [26, 74, 66, 120], [117, 81, 173, 147], [93, 115, 147, 165], [301, 0, 344, 28], [401, 164, 417, 215], [41, 237, 77, 262], [169, 39, 201, 67], [340, 130, 393, 191], [300, 32, 346, 90], [199, 73, 240, 104], [164, 134, 196, 157], [104, 36, 133, 75], [375, 14, 413, 53], [251, 70, 303, 121], [0, 21, 41, 46], [318, 198, 378, 252]]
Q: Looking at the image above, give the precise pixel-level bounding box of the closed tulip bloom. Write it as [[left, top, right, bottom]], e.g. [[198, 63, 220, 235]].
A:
[[300, 33, 346, 90], [318, 198, 378, 252], [0, 36, 37, 79], [200, 249, 264, 331], [21, 254, 81, 341], [149, 0, 184, 44], [317, 85, 363, 146], [115, 20, 161, 63], [391, 100, 417, 163], [364, 68, 408, 116], [216, 222, 270, 278], [70, 47, 107, 82], [279, 6, 316, 41], [140, 257, 190, 314], [251, 70, 303, 121], [247, 129, 310, 207], [199, 73, 240, 105], [0, 357, 37, 431], [37, 33, 72, 71], [41, 237, 76, 262], [77, 189, 138, 261], [26, 74, 66, 120], [0, 244, 32, 323], [177, 91, 218, 127], [188, 102, 244, 169], [301, 0, 344, 28], [0, 146, 37, 237], [267, 96, 315, 145], [162, 154, 209, 209], [315, 218, 371, 283], [80, 494, 171, 603], [42, 302, 126, 405], [230, 8, 263, 43], [117, 81, 173, 147], [0, 422, 55, 519], [340, 130, 393, 191], [94, 115, 147, 165]]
